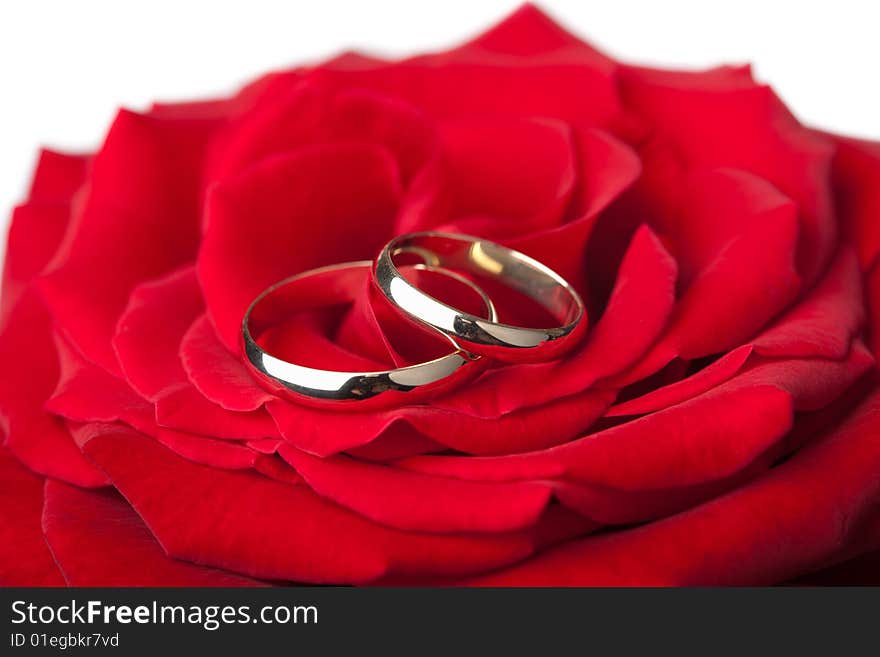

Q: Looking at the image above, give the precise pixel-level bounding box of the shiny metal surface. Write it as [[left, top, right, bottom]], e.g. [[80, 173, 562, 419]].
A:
[[241, 261, 495, 409], [373, 232, 586, 362]]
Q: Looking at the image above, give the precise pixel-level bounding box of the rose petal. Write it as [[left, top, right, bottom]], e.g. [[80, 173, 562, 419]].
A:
[[209, 84, 436, 189], [38, 109, 219, 373], [79, 424, 589, 583], [318, 18, 636, 140], [402, 342, 872, 528], [607, 345, 754, 417], [754, 247, 864, 359], [148, 69, 279, 123], [180, 314, 273, 412], [399, 383, 793, 494], [664, 170, 801, 357], [155, 428, 259, 470], [253, 453, 304, 486], [155, 385, 277, 440], [430, 117, 576, 236], [42, 480, 260, 586], [113, 266, 203, 400], [468, 384, 880, 585], [0, 291, 107, 487], [2, 150, 82, 318], [346, 424, 446, 461], [619, 68, 836, 285], [508, 128, 642, 286], [724, 341, 875, 412], [831, 136, 880, 268], [457, 4, 601, 57], [610, 247, 866, 416], [1, 203, 71, 322], [26, 149, 89, 205], [333, 272, 427, 368], [432, 224, 675, 418], [45, 331, 154, 434], [615, 169, 801, 383], [268, 388, 614, 457], [257, 304, 394, 371], [0, 448, 65, 585], [869, 263, 880, 360], [199, 143, 401, 352], [0, 158, 105, 487], [280, 444, 553, 533]]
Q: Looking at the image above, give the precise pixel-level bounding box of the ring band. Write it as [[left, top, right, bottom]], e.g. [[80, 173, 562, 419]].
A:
[[241, 261, 495, 408], [373, 232, 586, 362]]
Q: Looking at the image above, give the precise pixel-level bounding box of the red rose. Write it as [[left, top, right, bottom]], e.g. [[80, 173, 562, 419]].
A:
[[2, 5, 879, 586]]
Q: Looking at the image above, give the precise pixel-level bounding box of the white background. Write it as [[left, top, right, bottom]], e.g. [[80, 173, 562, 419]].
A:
[[1, 0, 878, 265]]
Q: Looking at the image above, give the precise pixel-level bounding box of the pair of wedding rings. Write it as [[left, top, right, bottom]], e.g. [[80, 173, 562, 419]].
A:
[[241, 232, 586, 409]]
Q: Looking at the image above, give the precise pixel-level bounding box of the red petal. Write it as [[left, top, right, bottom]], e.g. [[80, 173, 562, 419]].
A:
[[399, 383, 793, 494], [155, 385, 277, 440], [468, 385, 880, 585], [38, 109, 219, 373], [318, 26, 634, 140], [280, 444, 552, 533], [333, 273, 416, 368], [0, 165, 103, 486], [0, 448, 65, 585], [1, 203, 71, 322], [113, 266, 203, 400], [80, 424, 584, 583], [253, 453, 303, 485], [43, 480, 260, 586], [619, 69, 836, 285], [607, 345, 753, 417], [754, 248, 864, 359], [0, 292, 106, 487], [337, 263, 507, 368], [180, 314, 272, 411], [156, 428, 259, 470], [199, 143, 401, 352], [869, 264, 880, 360], [210, 84, 435, 188], [457, 5, 602, 57], [664, 170, 801, 357], [2, 150, 79, 319], [432, 225, 675, 418], [618, 170, 801, 382], [831, 136, 880, 268], [45, 331, 154, 434], [725, 341, 875, 412], [346, 424, 446, 461], [430, 117, 577, 236], [268, 388, 614, 457], [256, 303, 393, 371], [609, 247, 867, 417], [26, 149, 89, 205], [507, 128, 642, 286]]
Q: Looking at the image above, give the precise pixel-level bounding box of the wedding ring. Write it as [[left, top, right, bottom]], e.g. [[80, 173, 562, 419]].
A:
[[373, 232, 586, 362], [241, 261, 495, 408]]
